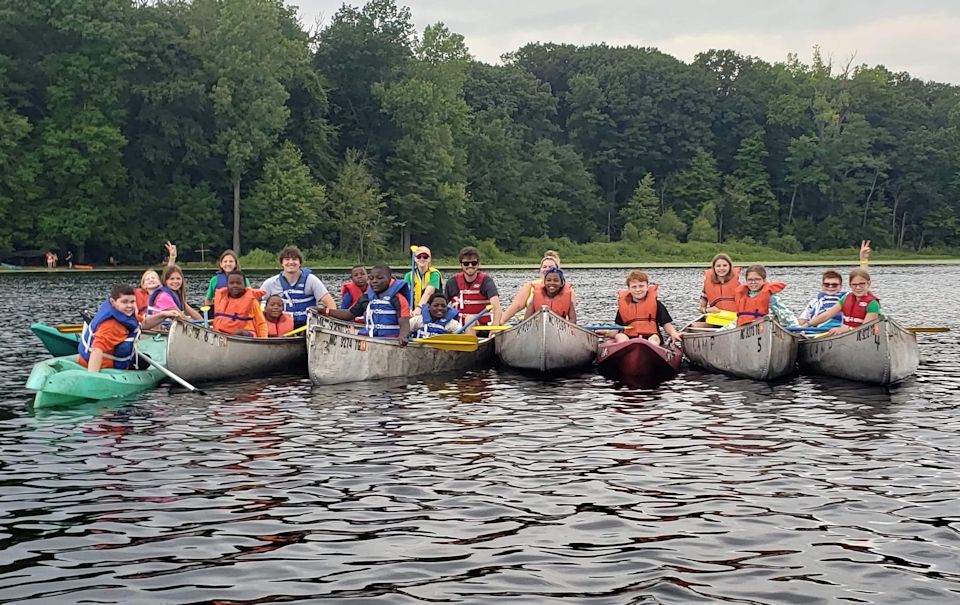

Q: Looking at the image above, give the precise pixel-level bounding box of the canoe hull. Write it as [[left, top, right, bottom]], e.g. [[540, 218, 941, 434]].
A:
[[597, 338, 682, 380], [306, 313, 494, 384], [682, 317, 798, 381], [798, 318, 919, 385], [25, 336, 167, 407], [165, 320, 306, 383], [31, 322, 81, 357], [495, 308, 599, 372]]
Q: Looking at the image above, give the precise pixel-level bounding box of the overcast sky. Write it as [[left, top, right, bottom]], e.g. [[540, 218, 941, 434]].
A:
[[295, 0, 960, 84]]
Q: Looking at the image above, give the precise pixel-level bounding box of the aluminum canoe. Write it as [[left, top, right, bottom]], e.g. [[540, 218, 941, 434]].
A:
[[797, 317, 919, 385], [495, 308, 599, 372], [306, 312, 494, 385], [165, 320, 306, 383], [681, 316, 798, 381]]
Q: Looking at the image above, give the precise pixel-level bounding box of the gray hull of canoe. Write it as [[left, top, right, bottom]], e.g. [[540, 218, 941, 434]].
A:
[[165, 320, 306, 382], [682, 316, 798, 381], [495, 308, 599, 372], [798, 318, 919, 385], [306, 313, 494, 384]]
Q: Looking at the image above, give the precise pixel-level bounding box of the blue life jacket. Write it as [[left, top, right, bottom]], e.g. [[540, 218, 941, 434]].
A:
[[279, 269, 315, 323], [359, 279, 409, 338], [415, 304, 459, 339], [812, 290, 845, 328], [78, 298, 141, 370], [214, 271, 229, 289], [146, 285, 183, 315]]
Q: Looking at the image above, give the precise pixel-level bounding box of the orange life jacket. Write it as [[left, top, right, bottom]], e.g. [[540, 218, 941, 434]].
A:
[[213, 288, 265, 337], [135, 288, 150, 321], [841, 292, 879, 328], [617, 285, 659, 337], [735, 282, 786, 326], [530, 283, 573, 318], [266, 312, 295, 337], [702, 267, 741, 312]]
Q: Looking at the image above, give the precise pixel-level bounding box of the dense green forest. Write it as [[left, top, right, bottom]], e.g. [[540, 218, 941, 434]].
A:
[[1, 0, 959, 264]]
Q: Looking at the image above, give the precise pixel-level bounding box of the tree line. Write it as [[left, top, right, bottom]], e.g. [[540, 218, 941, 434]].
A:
[[1, 0, 958, 264]]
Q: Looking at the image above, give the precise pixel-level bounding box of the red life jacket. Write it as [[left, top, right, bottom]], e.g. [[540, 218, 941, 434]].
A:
[[702, 267, 741, 312], [736, 282, 786, 326], [617, 285, 659, 337], [841, 292, 879, 328], [530, 283, 573, 319], [340, 282, 363, 308], [135, 288, 150, 321], [452, 272, 491, 326]]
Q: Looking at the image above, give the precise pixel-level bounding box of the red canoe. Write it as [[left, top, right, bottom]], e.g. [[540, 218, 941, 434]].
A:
[[597, 338, 683, 381]]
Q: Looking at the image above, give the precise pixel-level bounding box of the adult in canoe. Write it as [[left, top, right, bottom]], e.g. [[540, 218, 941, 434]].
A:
[[212, 271, 267, 338], [146, 265, 203, 321], [264, 294, 295, 337], [79, 284, 180, 372], [326, 264, 412, 343], [732, 265, 796, 327], [339, 265, 368, 310], [525, 267, 577, 322], [443, 246, 502, 330], [409, 293, 462, 338], [203, 249, 250, 307], [403, 246, 442, 308], [601, 270, 681, 347], [808, 268, 880, 336], [797, 240, 871, 328], [700, 253, 741, 315], [500, 250, 560, 324], [260, 245, 335, 329]]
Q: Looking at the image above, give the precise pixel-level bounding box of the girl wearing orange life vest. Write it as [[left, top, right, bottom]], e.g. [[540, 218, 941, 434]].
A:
[[700, 253, 741, 314], [734, 265, 789, 327], [808, 268, 880, 336], [602, 270, 682, 346], [501, 250, 561, 324], [525, 267, 576, 322], [213, 271, 267, 337]]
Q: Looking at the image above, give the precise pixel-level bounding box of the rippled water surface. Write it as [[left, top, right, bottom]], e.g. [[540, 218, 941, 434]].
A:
[[1, 265, 959, 604]]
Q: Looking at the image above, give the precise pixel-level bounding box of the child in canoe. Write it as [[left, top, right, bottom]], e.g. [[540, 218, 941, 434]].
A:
[[602, 270, 682, 347], [146, 265, 203, 321], [339, 265, 368, 310], [135, 241, 178, 320], [79, 284, 181, 373], [204, 249, 250, 307], [525, 267, 577, 322], [501, 250, 560, 324], [732, 265, 796, 327], [326, 264, 412, 343], [212, 271, 267, 338], [264, 294, 295, 337], [808, 268, 880, 336], [408, 293, 462, 338], [700, 253, 740, 315], [797, 240, 871, 328]]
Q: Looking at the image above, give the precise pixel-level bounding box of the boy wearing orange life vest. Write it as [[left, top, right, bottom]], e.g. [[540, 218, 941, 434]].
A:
[[734, 265, 795, 327], [525, 267, 577, 322], [213, 271, 267, 338], [264, 294, 295, 337], [604, 270, 681, 346], [808, 268, 880, 336]]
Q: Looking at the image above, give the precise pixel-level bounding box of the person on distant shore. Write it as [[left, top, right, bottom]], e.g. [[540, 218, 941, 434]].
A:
[[326, 264, 412, 343], [146, 265, 203, 321], [403, 246, 442, 308], [732, 265, 795, 328], [600, 270, 681, 346], [409, 292, 462, 338], [700, 253, 740, 315], [204, 249, 250, 307], [525, 267, 577, 323], [264, 294, 295, 337], [443, 246, 502, 329], [339, 265, 369, 310], [797, 240, 872, 328], [213, 271, 267, 338], [45, 251, 56, 269], [259, 245, 335, 329], [78, 284, 180, 372], [500, 250, 560, 324], [808, 268, 880, 336], [65, 250, 73, 269]]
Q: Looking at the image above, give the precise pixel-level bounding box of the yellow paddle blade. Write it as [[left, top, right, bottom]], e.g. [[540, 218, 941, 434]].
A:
[[413, 334, 479, 352], [705, 311, 737, 326], [907, 327, 949, 333], [56, 324, 84, 333], [474, 325, 511, 331], [282, 325, 307, 337]]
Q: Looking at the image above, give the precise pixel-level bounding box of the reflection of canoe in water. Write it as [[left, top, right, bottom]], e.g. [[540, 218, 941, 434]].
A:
[[798, 318, 919, 385], [165, 320, 306, 383], [682, 316, 798, 381], [597, 337, 682, 381], [495, 308, 599, 372], [306, 312, 494, 384], [31, 322, 81, 357], [25, 335, 167, 407]]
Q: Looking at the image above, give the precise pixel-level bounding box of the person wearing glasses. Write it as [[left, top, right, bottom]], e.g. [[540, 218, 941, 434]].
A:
[[808, 268, 881, 336], [733, 265, 796, 328], [443, 246, 502, 330], [796, 240, 871, 328], [404, 246, 443, 308]]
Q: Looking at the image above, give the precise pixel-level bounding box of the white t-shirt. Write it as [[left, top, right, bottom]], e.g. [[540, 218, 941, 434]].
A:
[[408, 314, 462, 334]]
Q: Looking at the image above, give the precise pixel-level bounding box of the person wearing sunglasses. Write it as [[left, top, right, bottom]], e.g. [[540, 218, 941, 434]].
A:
[[797, 240, 871, 328], [403, 246, 443, 308], [808, 268, 881, 336], [442, 246, 502, 330]]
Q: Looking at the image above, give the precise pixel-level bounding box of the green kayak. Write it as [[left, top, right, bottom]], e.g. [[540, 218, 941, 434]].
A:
[[31, 322, 82, 357], [25, 335, 168, 407]]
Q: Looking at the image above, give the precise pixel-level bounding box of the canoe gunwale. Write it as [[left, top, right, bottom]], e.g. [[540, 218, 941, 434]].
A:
[[681, 316, 799, 381], [495, 308, 599, 372]]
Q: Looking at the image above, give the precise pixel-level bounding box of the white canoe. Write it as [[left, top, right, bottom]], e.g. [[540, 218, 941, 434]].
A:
[[682, 316, 798, 381], [306, 312, 495, 385], [165, 320, 306, 382], [495, 308, 599, 372], [798, 317, 919, 385]]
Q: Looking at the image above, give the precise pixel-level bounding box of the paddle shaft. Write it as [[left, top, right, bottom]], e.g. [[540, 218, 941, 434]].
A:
[[137, 351, 205, 394], [455, 305, 493, 334]]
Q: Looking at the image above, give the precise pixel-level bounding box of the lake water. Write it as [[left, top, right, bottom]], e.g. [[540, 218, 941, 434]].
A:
[[1, 265, 958, 604]]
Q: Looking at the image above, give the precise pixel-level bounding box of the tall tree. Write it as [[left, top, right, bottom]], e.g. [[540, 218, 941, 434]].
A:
[[330, 149, 392, 262]]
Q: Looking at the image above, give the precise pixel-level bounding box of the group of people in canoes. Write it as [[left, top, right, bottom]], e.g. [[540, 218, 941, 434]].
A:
[[77, 239, 882, 373]]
